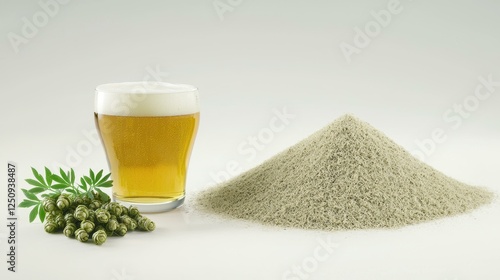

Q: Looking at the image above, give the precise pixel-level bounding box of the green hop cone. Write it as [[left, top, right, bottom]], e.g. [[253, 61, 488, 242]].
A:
[[95, 225, 105, 231], [95, 208, 111, 223], [119, 215, 137, 231], [45, 210, 61, 222], [106, 202, 123, 216], [74, 205, 89, 221], [96, 225, 113, 236], [72, 196, 84, 206], [106, 218, 119, 232], [128, 206, 140, 218], [44, 220, 58, 233], [75, 228, 89, 242], [89, 200, 102, 210], [64, 213, 76, 224], [56, 194, 72, 211], [55, 215, 66, 229], [136, 216, 156, 232], [120, 205, 129, 216], [115, 223, 128, 236], [101, 202, 109, 210], [88, 210, 96, 223], [80, 220, 95, 233], [63, 223, 77, 238], [82, 196, 91, 206], [92, 230, 107, 245], [42, 197, 57, 212]]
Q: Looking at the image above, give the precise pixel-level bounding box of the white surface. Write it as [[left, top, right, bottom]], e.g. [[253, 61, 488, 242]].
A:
[[1, 0, 500, 279]]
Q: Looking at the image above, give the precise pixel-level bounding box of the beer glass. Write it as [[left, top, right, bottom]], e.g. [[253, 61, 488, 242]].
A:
[[94, 82, 200, 212]]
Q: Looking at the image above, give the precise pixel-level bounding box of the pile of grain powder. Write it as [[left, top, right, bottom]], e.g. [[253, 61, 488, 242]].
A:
[[196, 115, 493, 230]]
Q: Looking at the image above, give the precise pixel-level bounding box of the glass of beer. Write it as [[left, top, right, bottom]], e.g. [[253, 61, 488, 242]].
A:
[[94, 82, 200, 212]]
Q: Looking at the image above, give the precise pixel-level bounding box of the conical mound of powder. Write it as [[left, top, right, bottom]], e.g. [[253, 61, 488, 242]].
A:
[[196, 115, 493, 230]]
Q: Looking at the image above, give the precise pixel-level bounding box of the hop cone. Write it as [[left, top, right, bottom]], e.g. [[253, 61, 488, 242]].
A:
[[56, 194, 72, 211], [106, 202, 123, 216], [55, 215, 66, 229], [89, 199, 102, 210], [74, 205, 89, 221], [64, 213, 76, 224], [115, 223, 128, 236], [80, 220, 95, 233], [63, 223, 77, 238], [128, 206, 140, 218], [92, 230, 107, 245], [44, 220, 58, 233], [119, 216, 137, 231], [106, 219, 119, 232], [75, 228, 89, 242], [42, 197, 57, 212], [95, 209, 111, 224], [137, 216, 156, 232]]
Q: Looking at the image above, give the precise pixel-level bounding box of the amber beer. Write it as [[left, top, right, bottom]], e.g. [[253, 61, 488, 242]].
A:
[[94, 82, 199, 212]]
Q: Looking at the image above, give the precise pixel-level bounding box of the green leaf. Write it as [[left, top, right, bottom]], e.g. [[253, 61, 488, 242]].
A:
[[31, 167, 46, 187], [45, 167, 53, 186], [97, 173, 111, 185], [51, 174, 67, 185], [89, 169, 95, 182], [39, 206, 46, 223], [29, 205, 39, 223], [95, 170, 103, 182], [97, 181, 113, 188], [80, 177, 87, 187], [95, 188, 110, 202], [25, 179, 45, 188], [66, 188, 76, 194], [59, 168, 69, 183], [83, 176, 92, 185], [22, 189, 39, 201], [70, 169, 76, 184], [28, 187, 45, 194], [19, 200, 39, 208], [88, 191, 94, 200], [51, 184, 68, 190]]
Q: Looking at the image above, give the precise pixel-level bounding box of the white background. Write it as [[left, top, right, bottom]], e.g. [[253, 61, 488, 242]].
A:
[[1, 0, 500, 279]]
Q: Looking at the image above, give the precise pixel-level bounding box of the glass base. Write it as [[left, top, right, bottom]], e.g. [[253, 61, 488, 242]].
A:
[[114, 196, 185, 213]]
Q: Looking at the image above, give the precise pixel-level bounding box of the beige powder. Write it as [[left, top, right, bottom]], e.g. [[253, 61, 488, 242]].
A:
[[196, 115, 493, 230]]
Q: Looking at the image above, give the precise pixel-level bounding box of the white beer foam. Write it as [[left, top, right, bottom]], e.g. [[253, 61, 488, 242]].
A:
[[95, 82, 200, 116]]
